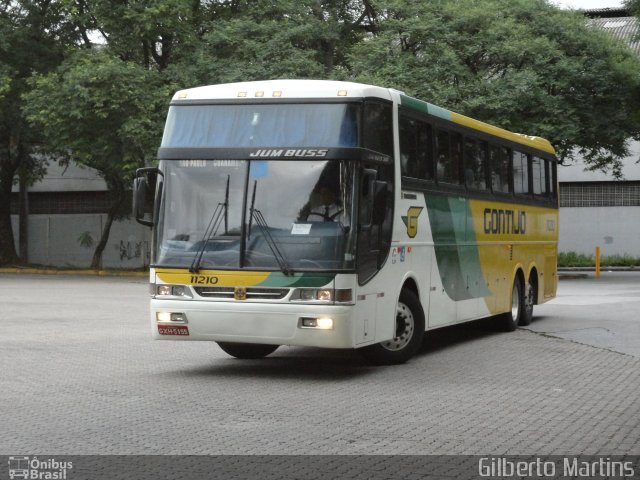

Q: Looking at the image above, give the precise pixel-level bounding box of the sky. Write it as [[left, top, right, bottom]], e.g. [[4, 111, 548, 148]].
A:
[[553, 0, 624, 8]]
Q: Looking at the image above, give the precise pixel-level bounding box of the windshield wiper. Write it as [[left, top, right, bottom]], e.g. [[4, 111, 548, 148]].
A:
[[247, 180, 292, 276], [189, 175, 230, 273]]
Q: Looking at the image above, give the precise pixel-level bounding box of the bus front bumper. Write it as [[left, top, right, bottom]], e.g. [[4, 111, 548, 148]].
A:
[[150, 299, 355, 348]]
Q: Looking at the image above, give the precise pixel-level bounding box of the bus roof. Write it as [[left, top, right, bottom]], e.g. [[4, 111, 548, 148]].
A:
[[172, 79, 394, 102], [172, 79, 555, 155]]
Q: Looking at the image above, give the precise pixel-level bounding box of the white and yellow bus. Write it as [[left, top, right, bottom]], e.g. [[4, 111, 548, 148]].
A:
[[134, 80, 558, 364]]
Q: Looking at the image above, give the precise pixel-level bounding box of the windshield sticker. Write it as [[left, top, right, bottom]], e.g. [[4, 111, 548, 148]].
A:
[[178, 159, 207, 168], [291, 223, 312, 235], [250, 160, 268, 178]]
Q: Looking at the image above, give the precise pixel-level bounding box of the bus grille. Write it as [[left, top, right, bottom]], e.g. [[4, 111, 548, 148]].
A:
[[193, 286, 290, 300]]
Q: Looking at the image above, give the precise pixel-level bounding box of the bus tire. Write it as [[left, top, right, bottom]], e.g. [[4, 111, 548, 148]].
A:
[[217, 342, 279, 359], [500, 276, 524, 331], [519, 276, 535, 326], [360, 289, 425, 365]]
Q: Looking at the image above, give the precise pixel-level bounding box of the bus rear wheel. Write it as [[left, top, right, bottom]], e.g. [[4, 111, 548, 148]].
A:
[[519, 276, 535, 326], [500, 276, 524, 331], [217, 342, 279, 359], [360, 289, 425, 365]]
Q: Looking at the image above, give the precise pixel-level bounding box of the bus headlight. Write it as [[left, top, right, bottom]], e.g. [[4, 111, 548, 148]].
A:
[[291, 288, 352, 304], [156, 285, 191, 298]]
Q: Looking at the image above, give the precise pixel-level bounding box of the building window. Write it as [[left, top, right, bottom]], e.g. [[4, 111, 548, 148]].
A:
[[559, 182, 640, 207], [10, 191, 127, 215]]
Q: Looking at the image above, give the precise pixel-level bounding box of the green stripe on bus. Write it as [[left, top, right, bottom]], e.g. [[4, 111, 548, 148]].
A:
[[400, 95, 452, 121], [258, 272, 335, 288], [424, 194, 490, 301]]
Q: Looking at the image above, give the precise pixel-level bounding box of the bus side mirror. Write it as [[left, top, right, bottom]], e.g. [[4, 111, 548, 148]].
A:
[[133, 167, 158, 227]]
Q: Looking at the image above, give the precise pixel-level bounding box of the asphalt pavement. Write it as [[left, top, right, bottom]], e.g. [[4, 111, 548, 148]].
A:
[[533, 271, 640, 357], [0, 272, 638, 456]]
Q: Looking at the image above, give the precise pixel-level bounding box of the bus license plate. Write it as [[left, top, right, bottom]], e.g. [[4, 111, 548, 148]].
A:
[[158, 325, 189, 336]]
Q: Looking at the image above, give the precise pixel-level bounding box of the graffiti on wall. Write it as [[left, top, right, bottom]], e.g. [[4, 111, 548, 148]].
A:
[[117, 240, 150, 262]]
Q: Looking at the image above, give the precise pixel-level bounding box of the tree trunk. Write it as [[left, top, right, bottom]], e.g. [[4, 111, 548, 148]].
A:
[[90, 190, 125, 270], [18, 172, 29, 263], [0, 163, 19, 266]]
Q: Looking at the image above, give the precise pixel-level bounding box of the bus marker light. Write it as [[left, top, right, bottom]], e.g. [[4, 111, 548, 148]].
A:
[[300, 317, 334, 330], [337, 90, 348, 96], [335, 289, 352, 302], [170, 312, 187, 323], [255, 91, 264, 97], [238, 91, 247, 97], [156, 312, 188, 323], [272, 91, 282, 97]]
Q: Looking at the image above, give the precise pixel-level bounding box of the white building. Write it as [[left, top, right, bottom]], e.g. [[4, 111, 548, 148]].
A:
[[10, 161, 150, 268], [558, 8, 640, 257]]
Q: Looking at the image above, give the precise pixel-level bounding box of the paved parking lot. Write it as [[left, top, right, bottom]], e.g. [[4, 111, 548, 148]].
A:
[[0, 273, 639, 455]]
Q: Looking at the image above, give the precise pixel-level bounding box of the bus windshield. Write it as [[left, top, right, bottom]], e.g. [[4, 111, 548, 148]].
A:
[[161, 104, 359, 148], [155, 159, 356, 271]]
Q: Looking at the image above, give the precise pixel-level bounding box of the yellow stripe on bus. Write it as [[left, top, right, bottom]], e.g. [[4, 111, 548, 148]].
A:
[[451, 113, 556, 155], [155, 268, 271, 287]]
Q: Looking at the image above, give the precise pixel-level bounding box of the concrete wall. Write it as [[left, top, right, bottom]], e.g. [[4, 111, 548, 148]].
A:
[[11, 214, 151, 269], [559, 206, 640, 257]]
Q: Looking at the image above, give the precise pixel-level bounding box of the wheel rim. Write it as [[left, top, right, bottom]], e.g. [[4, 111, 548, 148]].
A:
[[382, 301, 415, 351], [511, 283, 520, 321]]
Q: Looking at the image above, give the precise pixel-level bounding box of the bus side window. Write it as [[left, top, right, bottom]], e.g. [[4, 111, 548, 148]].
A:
[[437, 129, 461, 185], [400, 114, 433, 181], [489, 145, 510, 193], [513, 150, 529, 194], [464, 138, 488, 190], [532, 156, 547, 196]]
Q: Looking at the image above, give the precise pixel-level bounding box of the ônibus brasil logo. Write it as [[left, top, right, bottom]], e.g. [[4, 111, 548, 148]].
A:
[[8, 456, 73, 480]]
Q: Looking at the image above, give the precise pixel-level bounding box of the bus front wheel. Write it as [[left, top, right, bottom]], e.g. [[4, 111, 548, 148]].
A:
[[217, 342, 279, 359], [360, 289, 425, 365]]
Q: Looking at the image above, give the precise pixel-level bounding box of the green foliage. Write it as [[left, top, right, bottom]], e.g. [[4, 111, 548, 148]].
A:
[[25, 50, 168, 186], [626, 0, 640, 16], [558, 251, 595, 267], [558, 251, 640, 267], [348, 0, 640, 177]]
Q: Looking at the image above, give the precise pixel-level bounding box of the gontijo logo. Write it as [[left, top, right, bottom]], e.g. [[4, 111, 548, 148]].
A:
[[401, 206, 423, 238], [8, 456, 73, 479]]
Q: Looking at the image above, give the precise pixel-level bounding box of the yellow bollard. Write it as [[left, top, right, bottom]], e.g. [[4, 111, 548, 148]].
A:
[[595, 246, 601, 279]]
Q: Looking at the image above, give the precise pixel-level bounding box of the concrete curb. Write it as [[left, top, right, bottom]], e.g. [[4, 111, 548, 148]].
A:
[[0, 267, 147, 277], [558, 266, 640, 272]]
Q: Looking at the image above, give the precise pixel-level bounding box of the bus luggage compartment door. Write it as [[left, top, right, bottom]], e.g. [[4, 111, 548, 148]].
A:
[[354, 293, 377, 345]]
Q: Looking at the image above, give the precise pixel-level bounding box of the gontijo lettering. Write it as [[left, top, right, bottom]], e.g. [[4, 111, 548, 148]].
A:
[[483, 208, 526, 234]]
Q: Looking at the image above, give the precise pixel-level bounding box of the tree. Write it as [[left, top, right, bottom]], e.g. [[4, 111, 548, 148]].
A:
[[0, 0, 74, 266], [24, 50, 168, 269], [168, 0, 377, 86], [348, 0, 640, 176], [626, 0, 640, 16], [23, 0, 198, 268]]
